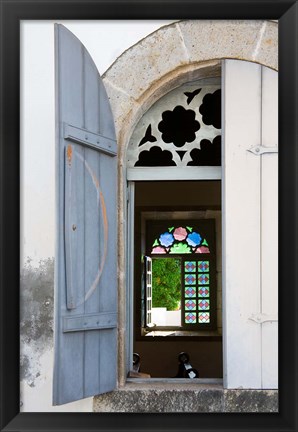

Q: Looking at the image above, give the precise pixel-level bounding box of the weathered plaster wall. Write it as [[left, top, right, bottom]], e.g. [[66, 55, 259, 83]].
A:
[[20, 258, 92, 411], [20, 258, 54, 387]]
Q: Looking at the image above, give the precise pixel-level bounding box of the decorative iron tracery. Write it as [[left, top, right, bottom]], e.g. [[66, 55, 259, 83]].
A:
[[127, 79, 221, 168]]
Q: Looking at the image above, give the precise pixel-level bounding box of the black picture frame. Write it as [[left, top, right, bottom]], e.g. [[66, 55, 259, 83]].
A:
[[0, 1, 297, 431]]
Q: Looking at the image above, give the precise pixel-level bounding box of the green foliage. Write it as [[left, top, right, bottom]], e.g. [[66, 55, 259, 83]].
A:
[[152, 258, 181, 311]]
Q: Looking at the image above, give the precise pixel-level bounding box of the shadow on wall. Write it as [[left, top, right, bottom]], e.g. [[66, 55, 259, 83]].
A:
[[20, 258, 54, 386]]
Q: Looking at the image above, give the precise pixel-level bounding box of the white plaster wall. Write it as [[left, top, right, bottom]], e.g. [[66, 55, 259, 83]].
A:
[[20, 20, 175, 412]]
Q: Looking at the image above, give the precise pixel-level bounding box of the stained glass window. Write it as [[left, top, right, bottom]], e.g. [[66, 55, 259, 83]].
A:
[[185, 287, 196, 298], [185, 299, 196, 310], [198, 286, 209, 297], [199, 312, 210, 323], [150, 225, 210, 255], [198, 261, 209, 272], [146, 219, 216, 331], [185, 274, 196, 285], [198, 274, 209, 285], [183, 258, 211, 325], [185, 312, 197, 323], [198, 299, 210, 310], [185, 261, 196, 272]]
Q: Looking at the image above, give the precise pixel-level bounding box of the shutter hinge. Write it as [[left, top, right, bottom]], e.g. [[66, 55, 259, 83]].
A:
[[64, 123, 117, 156], [249, 313, 278, 324], [247, 145, 278, 155], [63, 312, 117, 332]]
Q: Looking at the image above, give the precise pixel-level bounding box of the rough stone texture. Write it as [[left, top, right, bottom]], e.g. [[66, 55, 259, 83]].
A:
[[179, 20, 267, 65], [94, 383, 223, 413], [223, 389, 279, 413], [104, 23, 189, 101], [102, 77, 139, 137], [254, 21, 278, 71], [93, 383, 278, 413]]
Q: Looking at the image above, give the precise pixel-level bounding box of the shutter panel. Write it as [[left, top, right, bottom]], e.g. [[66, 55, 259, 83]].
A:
[[53, 24, 118, 405], [260, 67, 278, 389], [223, 60, 278, 389]]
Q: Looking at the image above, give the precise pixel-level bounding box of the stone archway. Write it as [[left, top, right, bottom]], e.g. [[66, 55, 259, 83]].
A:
[[103, 20, 277, 147], [102, 19, 278, 384]]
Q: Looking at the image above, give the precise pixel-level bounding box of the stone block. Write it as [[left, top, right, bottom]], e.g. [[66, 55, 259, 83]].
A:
[[224, 389, 278, 412], [254, 21, 278, 71], [178, 20, 275, 67], [102, 77, 138, 138], [104, 23, 189, 101]]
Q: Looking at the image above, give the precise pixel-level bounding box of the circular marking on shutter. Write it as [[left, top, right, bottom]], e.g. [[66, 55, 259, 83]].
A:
[[74, 150, 109, 305]]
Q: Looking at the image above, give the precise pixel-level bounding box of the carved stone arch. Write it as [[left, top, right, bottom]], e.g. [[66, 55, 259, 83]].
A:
[[102, 19, 277, 160]]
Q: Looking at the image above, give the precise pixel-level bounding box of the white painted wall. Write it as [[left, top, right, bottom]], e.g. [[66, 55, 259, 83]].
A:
[[20, 20, 175, 412]]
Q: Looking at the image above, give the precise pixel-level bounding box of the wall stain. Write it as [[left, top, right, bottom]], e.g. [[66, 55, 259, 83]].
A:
[[20, 257, 54, 385]]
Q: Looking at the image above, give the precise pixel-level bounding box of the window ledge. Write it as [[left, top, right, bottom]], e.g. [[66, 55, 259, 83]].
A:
[[93, 382, 278, 413], [126, 378, 223, 386], [144, 330, 221, 337]]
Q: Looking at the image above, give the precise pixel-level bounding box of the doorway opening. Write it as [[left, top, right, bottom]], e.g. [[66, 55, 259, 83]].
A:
[[131, 180, 222, 379]]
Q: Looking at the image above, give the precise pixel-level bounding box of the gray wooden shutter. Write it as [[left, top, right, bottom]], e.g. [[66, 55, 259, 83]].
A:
[[222, 60, 278, 389], [53, 24, 118, 405]]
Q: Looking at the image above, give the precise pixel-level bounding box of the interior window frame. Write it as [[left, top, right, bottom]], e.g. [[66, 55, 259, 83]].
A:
[[133, 205, 222, 342], [145, 219, 217, 332]]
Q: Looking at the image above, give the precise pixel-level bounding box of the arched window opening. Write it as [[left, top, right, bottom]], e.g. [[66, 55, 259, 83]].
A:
[[144, 220, 216, 333], [129, 76, 222, 379]]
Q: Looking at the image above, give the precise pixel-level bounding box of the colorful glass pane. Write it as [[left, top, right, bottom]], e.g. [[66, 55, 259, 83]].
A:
[[186, 226, 193, 232], [198, 274, 209, 284], [169, 243, 191, 254], [159, 232, 174, 247], [185, 300, 196, 310], [199, 312, 210, 323], [185, 261, 196, 272], [168, 227, 174, 232], [198, 261, 209, 272], [151, 246, 166, 254], [198, 299, 210, 310], [185, 312, 196, 324], [185, 274, 196, 285], [202, 239, 209, 246], [186, 231, 202, 247], [195, 246, 210, 253], [173, 227, 187, 241], [152, 239, 159, 247], [185, 286, 196, 297], [198, 286, 209, 297]]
